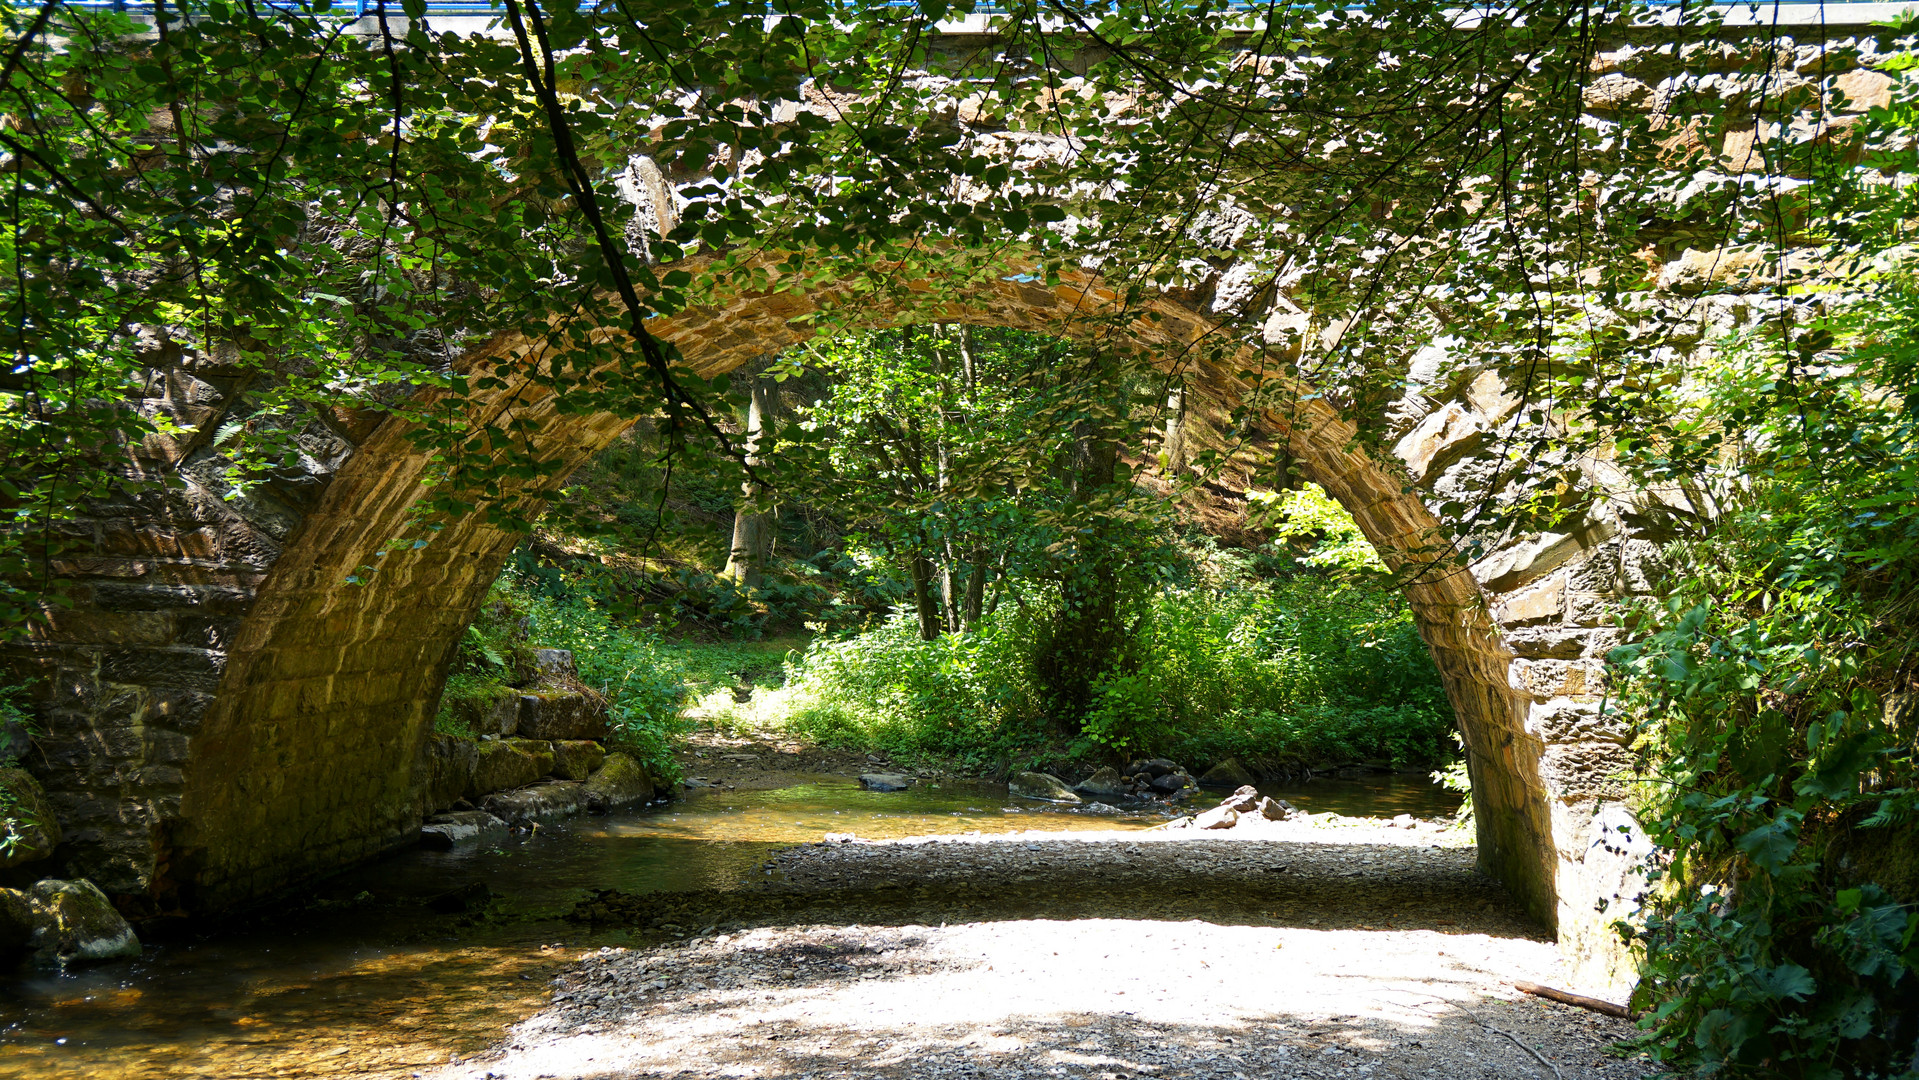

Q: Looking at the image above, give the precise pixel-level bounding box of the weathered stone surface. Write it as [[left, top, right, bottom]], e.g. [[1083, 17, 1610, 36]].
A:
[[420, 810, 509, 850], [472, 739, 549, 796], [1149, 771, 1197, 796], [0, 766, 61, 870], [1197, 758, 1256, 790], [477, 695, 521, 738], [516, 693, 608, 742], [1074, 766, 1129, 798], [483, 781, 586, 825], [551, 740, 607, 782], [1218, 785, 1262, 813], [28, 879, 140, 965], [858, 773, 913, 792], [421, 734, 479, 813], [583, 752, 656, 813], [532, 648, 577, 678], [1193, 804, 1239, 830], [1257, 796, 1294, 821], [1009, 772, 1080, 804], [1125, 758, 1178, 779]]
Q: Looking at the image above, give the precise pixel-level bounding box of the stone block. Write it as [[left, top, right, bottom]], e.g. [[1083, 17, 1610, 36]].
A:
[[482, 781, 586, 825], [550, 740, 605, 782], [1492, 572, 1565, 625], [1582, 73, 1652, 111], [420, 810, 509, 850], [582, 752, 656, 813], [471, 739, 545, 797], [1526, 700, 1628, 746], [1833, 68, 1893, 111], [515, 692, 608, 742], [422, 734, 479, 812]]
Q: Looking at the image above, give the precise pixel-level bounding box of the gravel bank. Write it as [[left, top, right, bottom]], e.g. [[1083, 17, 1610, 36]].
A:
[[440, 823, 1664, 1080]]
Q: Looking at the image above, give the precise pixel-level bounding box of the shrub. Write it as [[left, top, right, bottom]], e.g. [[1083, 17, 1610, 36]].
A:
[[776, 574, 1454, 772]]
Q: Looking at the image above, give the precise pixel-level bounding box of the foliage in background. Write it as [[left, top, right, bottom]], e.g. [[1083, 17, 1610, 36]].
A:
[[776, 511, 1453, 773]]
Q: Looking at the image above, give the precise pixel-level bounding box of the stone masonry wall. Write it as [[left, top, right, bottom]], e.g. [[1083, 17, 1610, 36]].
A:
[[7, 13, 1894, 995]]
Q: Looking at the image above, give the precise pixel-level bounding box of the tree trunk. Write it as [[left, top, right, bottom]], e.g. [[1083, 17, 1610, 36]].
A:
[[962, 546, 991, 629], [905, 551, 943, 642], [1162, 386, 1186, 476], [723, 376, 776, 588]]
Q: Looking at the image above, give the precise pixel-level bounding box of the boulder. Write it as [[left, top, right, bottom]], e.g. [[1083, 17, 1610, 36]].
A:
[[1126, 758, 1180, 779], [583, 752, 655, 813], [1198, 757, 1257, 790], [550, 740, 606, 782], [859, 773, 913, 792], [1009, 772, 1081, 804], [1074, 766, 1129, 798], [472, 739, 549, 796], [483, 781, 587, 825], [28, 879, 140, 965], [1258, 796, 1295, 821], [422, 734, 480, 812], [420, 810, 509, 850], [1149, 770, 1196, 795], [532, 648, 578, 679], [0, 765, 60, 870], [1081, 802, 1119, 815], [1193, 804, 1239, 830], [0, 887, 34, 960], [1218, 785, 1262, 813], [516, 692, 608, 742]]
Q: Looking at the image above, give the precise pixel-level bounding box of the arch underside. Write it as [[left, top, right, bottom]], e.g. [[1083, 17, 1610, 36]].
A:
[[21, 256, 1557, 965]]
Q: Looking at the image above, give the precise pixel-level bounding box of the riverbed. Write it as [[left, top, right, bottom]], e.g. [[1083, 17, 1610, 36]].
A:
[[0, 773, 1464, 1079]]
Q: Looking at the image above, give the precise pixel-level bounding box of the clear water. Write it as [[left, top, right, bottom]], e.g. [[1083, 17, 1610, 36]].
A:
[[0, 772, 1459, 1079]]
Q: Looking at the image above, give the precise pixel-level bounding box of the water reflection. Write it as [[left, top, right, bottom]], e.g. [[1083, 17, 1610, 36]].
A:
[[0, 772, 1458, 1079]]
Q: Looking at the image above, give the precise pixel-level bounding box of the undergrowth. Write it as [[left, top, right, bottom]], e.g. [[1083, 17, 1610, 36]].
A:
[[774, 573, 1453, 774]]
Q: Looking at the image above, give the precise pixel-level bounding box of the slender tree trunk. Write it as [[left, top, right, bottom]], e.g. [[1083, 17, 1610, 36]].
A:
[[1162, 386, 1186, 477], [962, 546, 990, 629], [723, 375, 775, 587], [905, 551, 943, 642]]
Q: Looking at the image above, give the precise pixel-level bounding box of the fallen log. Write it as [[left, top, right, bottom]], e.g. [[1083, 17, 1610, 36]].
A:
[[1514, 980, 1634, 1019]]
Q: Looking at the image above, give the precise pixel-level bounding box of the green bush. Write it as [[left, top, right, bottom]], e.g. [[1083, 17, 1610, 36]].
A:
[[777, 575, 1454, 772]]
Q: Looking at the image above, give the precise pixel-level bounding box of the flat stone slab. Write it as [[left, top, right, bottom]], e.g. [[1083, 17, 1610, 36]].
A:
[[483, 781, 587, 824], [420, 810, 510, 850], [858, 773, 913, 792]]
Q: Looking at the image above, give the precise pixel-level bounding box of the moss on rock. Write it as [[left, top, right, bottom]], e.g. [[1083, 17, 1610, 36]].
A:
[[0, 766, 60, 870]]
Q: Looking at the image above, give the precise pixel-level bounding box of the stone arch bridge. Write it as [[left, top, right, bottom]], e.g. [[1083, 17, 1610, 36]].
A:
[[8, 3, 1894, 996]]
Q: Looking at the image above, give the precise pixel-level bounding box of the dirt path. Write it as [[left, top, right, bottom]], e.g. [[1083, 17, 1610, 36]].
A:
[[435, 822, 1666, 1080]]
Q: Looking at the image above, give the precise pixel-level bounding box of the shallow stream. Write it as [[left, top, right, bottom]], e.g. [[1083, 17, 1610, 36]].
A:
[[0, 772, 1458, 1079]]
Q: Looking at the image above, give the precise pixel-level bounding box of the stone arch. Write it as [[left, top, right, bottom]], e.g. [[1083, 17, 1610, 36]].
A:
[[22, 255, 1606, 980]]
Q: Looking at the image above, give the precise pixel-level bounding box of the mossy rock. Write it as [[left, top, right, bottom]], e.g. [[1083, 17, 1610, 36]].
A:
[[29, 879, 140, 966], [472, 740, 550, 796], [1197, 757, 1257, 790], [583, 753, 656, 812], [422, 735, 480, 813], [551, 740, 606, 782], [516, 692, 609, 742], [1009, 772, 1080, 804], [0, 766, 60, 871]]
